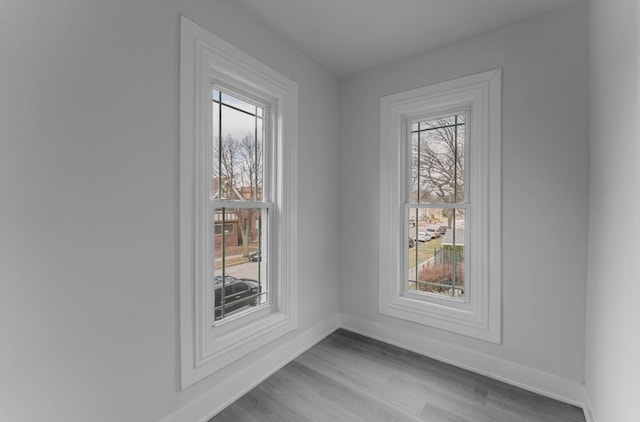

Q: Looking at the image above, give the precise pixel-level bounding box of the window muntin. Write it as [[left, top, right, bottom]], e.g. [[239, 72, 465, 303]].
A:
[[407, 113, 468, 300], [410, 115, 466, 204], [212, 206, 268, 321], [210, 89, 269, 322], [407, 206, 466, 299], [211, 89, 264, 201]]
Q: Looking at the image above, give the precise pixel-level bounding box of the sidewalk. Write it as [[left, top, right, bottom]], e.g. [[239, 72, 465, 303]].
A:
[[215, 253, 249, 269]]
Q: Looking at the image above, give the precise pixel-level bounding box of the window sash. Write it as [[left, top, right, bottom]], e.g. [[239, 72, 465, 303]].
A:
[[210, 83, 272, 204], [403, 203, 470, 306], [208, 201, 273, 326], [406, 111, 469, 205]]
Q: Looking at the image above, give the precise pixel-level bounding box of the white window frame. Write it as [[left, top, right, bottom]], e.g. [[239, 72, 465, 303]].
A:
[[179, 16, 298, 388], [379, 70, 501, 343]]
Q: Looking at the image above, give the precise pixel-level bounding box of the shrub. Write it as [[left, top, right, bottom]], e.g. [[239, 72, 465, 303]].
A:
[[416, 263, 464, 295]]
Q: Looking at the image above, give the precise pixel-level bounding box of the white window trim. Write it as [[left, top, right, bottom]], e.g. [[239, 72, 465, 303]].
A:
[[379, 69, 501, 343], [179, 16, 298, 388]]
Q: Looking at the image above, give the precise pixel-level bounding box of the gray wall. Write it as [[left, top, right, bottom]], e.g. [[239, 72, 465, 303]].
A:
[[338, 4, 589, 389], [0, 0, 340, 421], [586, 0, 640, 421]]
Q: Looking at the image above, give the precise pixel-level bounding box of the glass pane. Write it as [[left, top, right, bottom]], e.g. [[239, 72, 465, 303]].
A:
[[212, 100, 220, 199], [212, 89, 264, 201], [410, 132, 419, 203], [407, 207, 465, 299], [253, 116, 263, 200], [213, 207, 268, 321], [411, 114, 465, 204], [455, 118, 465, 202], [420, 116, 455, 130], [221, 92, 257, 115]]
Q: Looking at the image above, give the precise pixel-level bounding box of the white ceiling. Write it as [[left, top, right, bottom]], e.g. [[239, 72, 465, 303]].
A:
[[231, 0, 585, 78]]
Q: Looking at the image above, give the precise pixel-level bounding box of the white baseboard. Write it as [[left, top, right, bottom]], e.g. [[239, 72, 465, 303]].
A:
[[161, 314, 339, 422], [339, 313, 586, 407], [164, 312, 589, 422], [582, 389, 596, 422]]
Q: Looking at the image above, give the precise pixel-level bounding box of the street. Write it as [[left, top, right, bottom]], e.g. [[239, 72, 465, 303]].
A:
[[223, 258, 263, 280]]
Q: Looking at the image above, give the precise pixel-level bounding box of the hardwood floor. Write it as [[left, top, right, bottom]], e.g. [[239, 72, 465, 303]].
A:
[[209, 329, 586, 422]]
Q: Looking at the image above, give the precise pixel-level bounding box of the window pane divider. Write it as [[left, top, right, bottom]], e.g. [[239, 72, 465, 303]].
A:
[[404, 202, 468, 210], [210, 200, 272, 209]]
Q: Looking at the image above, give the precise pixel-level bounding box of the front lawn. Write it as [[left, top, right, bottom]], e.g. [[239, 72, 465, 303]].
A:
[[408, 238, 442, 270]]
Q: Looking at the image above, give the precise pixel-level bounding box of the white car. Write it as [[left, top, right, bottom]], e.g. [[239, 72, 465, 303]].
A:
[[426, 227, 440, 238], [416, 231, 432, 242]]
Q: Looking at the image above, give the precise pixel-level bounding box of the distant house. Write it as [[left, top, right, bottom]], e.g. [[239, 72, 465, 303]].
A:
[[212, 182, 263, 250]]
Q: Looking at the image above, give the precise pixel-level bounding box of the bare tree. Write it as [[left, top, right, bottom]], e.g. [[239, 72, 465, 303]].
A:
[[237, 134, 262, 200], [412, 117, 465, 227], [213, 133, 262, 257]]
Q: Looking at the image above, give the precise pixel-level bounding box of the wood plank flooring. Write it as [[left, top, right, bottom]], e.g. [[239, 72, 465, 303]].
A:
[[209, 329, 586, 422]]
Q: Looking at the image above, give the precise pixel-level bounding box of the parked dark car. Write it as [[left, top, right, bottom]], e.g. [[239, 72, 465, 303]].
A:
[[248, 250, 262, 262], [437, 225, 448, 234], [213, 275, 259, 319]]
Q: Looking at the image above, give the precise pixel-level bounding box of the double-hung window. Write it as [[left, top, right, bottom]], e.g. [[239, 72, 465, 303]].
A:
[[211, 88, 269, 322], [379, 70, 502, 343], [406, 113, 468, 299], [179, 17, 298, 388]]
